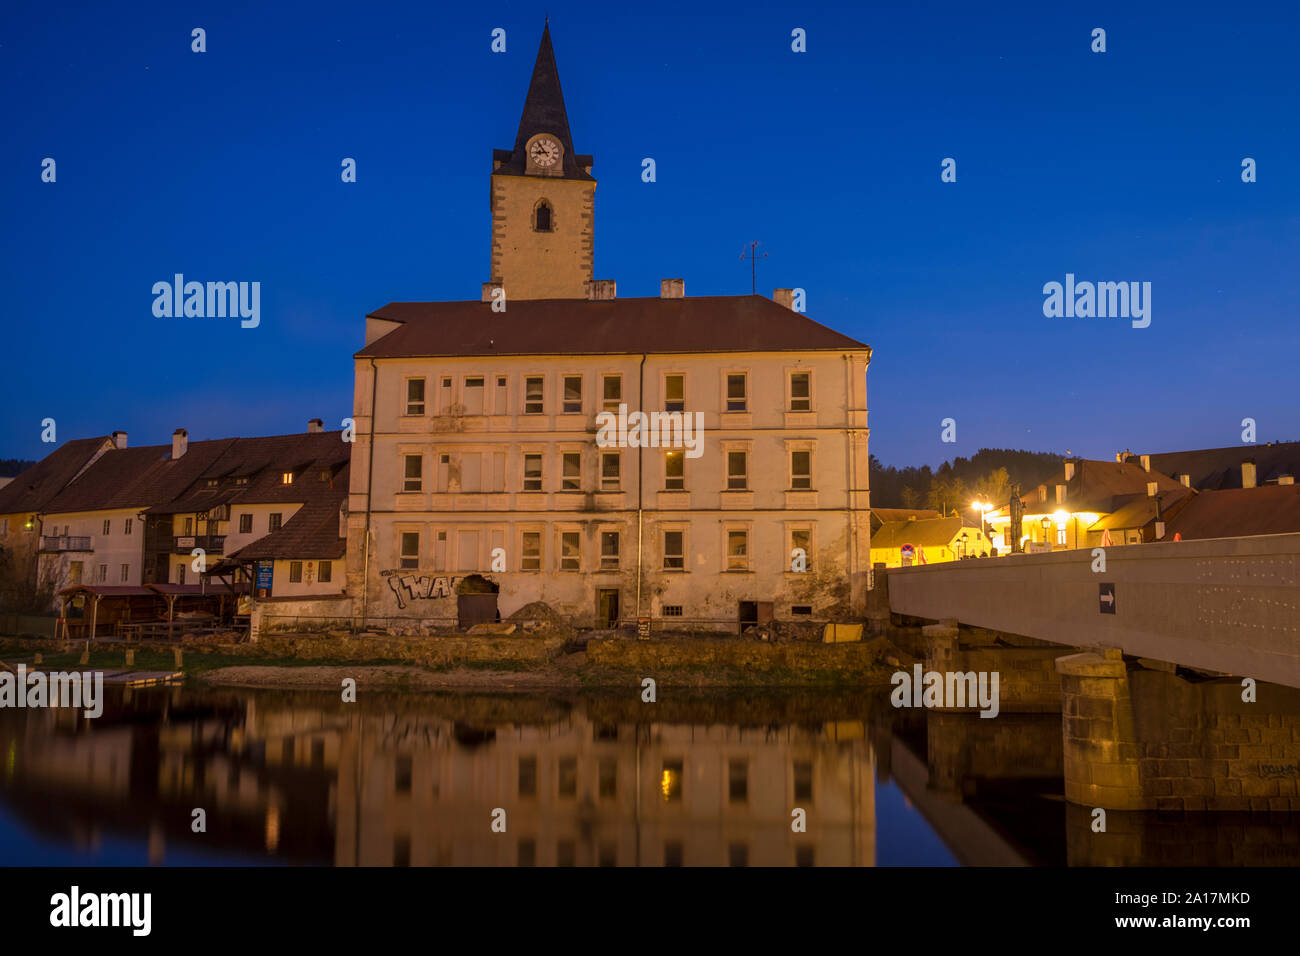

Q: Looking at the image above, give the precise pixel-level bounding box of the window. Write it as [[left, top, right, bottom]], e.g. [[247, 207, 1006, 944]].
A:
[[664, 374, 684, 411], [563, 376, 582, 413], [403, 454, 423, 492], [561, 453, 581, 491], [399, 532, 420, 569], [518, 756, 537, 797], [727, 451, 748, 490], [524, 376, 544, 414], [269, 513, 282, 532], [602, 375, 622, 412], [661, 759, 683, 802], [791, 528, 812, 570], [664, 450, 684, 490], [239, 514, 253, 533], [600, 531, 620, 570], [281, 471, 294, 485], [69, 562, 83, 585], [176, 564, 186, 585], [0, 518, 7, 535], [289, 561, 303, 583], [406, 378, 426, 415], [124, 518, 133, 535], [521, 532, 541, 571], [790, 372, 811, 411], [560, 532, 580, 571], [598, 758, 617, 799], [523, 454, 543, 492], [319, 561, 332, 583], [96, 564, 107, 583], [727, 530, 749, 571], [726, 373, 747, 411], [791, 450, 812, 489], [794, 761, 813, 802], [495, 376, 508, 412], [663, 530, 684, 570], [439, 377, 452, 411], [535, 201, 553, 232], [558, 757, 577, 797], [463, 377, 485, 415], [1057, 527, 1067, 546], [729, 759, 748, 803], [183, 517, 194, 535], [206, 478, 218, 488], [120, 563, 129, 582], [102, 519, 111, 535], [795, 846, 815, 867], [792, 605, 812, 615], [662, 605, 683, 617], [600, 452, 620, 491]]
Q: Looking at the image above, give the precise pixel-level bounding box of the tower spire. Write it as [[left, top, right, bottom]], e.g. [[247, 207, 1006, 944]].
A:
[[512, 22, 576, 173]]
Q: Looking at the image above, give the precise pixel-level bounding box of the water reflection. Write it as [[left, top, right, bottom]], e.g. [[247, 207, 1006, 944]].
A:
[[0, 681, 1296, 866]]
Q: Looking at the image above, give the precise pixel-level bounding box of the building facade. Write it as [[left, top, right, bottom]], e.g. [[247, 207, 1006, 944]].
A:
[[346, 26, 872, 630]]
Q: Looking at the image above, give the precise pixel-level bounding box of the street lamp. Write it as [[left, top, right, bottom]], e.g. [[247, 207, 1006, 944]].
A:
[[1041, 516, 1053, 550], [970, 501, 993, 544]]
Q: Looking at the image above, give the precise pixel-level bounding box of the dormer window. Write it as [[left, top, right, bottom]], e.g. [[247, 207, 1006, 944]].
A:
[[282, 472, 294, 485], [534, 201, 553, 233]]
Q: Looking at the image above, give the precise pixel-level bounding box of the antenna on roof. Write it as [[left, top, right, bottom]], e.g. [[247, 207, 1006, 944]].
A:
[[740, 241, 767, 296]]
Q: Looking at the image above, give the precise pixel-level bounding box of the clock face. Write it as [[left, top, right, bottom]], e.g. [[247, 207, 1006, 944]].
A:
[[530, 138, 560, 168]]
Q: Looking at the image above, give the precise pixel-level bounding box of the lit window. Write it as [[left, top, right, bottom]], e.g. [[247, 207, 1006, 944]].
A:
[[662, 605, 683, 617], [664, 450, 684, 490], [281, 472, 294, 485], [661, 760, 683, 802]]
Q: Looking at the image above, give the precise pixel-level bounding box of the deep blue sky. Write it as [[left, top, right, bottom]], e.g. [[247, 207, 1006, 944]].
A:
[[3, 0, 1297, 467]]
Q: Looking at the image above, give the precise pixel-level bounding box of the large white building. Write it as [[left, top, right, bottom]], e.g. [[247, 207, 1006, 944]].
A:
[[345, 26, 872, 631]]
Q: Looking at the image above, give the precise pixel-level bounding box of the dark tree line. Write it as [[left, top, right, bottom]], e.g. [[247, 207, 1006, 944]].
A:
[[0, 459, 35, 478], [870, 448, 1063, 512]]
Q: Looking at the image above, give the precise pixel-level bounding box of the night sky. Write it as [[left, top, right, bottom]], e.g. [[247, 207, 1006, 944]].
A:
[[3, 0, 1297, 466]]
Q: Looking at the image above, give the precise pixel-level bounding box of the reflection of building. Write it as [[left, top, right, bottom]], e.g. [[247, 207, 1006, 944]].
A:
[[345, 25, 873, 630], [332, 710, 874, 867]]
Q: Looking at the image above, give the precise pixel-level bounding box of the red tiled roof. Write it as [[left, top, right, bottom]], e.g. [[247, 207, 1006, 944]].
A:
[[356, 296, 870, 358], [1161, 484, 1300, 540], [1143, 443, 1300, 490], [0, 438, 111, 516], [228, 463, 349, 561]]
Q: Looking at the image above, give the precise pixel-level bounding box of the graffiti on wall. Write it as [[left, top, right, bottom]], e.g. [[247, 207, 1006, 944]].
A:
[[381, 570, 463, 610]]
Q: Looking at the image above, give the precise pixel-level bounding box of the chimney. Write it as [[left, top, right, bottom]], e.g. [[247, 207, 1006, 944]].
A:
[[1064, 460, 1075, 482], [481, 281, 503, 302], [660, 278, 685, 299], [308, 418, 323, 433], [1279, 474, 1295, 486], [112, 430, 128, 450], [774, 288, 794, 310], [1242, 460, 1257, 489], [171, 428, 188, 460], [585, 279, 617, 300], [1178, 473, 1190, 487], [1139, 454, 1151, 472], [1155, 520, 1166, 539]]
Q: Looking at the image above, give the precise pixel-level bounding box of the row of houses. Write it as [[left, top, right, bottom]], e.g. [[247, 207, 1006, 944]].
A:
[[871, 443, 1300, 568]]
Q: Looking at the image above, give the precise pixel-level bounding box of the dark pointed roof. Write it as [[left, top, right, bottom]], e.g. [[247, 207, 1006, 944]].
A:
[[493, 24, 593, 181]]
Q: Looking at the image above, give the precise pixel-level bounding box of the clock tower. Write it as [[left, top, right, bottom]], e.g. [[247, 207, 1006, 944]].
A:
[[488, 24, 595, 300]]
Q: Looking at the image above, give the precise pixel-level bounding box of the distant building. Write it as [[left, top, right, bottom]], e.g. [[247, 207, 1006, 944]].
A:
[[869, 515, 989, 567], [1140, 442, 1300, 491], [1159, 483, 1300, 541], [984, 456, 1187, 552]]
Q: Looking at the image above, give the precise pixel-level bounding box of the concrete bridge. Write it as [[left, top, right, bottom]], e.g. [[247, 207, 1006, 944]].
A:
[[886, 532, 1300, 689]]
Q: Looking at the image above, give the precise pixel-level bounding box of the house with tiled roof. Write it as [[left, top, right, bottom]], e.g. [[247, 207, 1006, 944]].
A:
[[869, 515, 990, 568], [1159, 483, 1300, 541], [1137, 442, 1300, 491], [345, 25, 872, 630], [11, 423, 349, 610], [983, 456, 1187, 552]]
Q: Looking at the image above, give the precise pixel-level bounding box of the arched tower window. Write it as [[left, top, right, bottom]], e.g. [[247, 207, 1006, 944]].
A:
[[534, 201, 553, 233]]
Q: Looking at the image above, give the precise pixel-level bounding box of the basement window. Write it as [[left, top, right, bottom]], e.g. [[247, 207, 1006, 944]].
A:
[[791, 605, 812, 616], [662, 606, 683, 617]]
